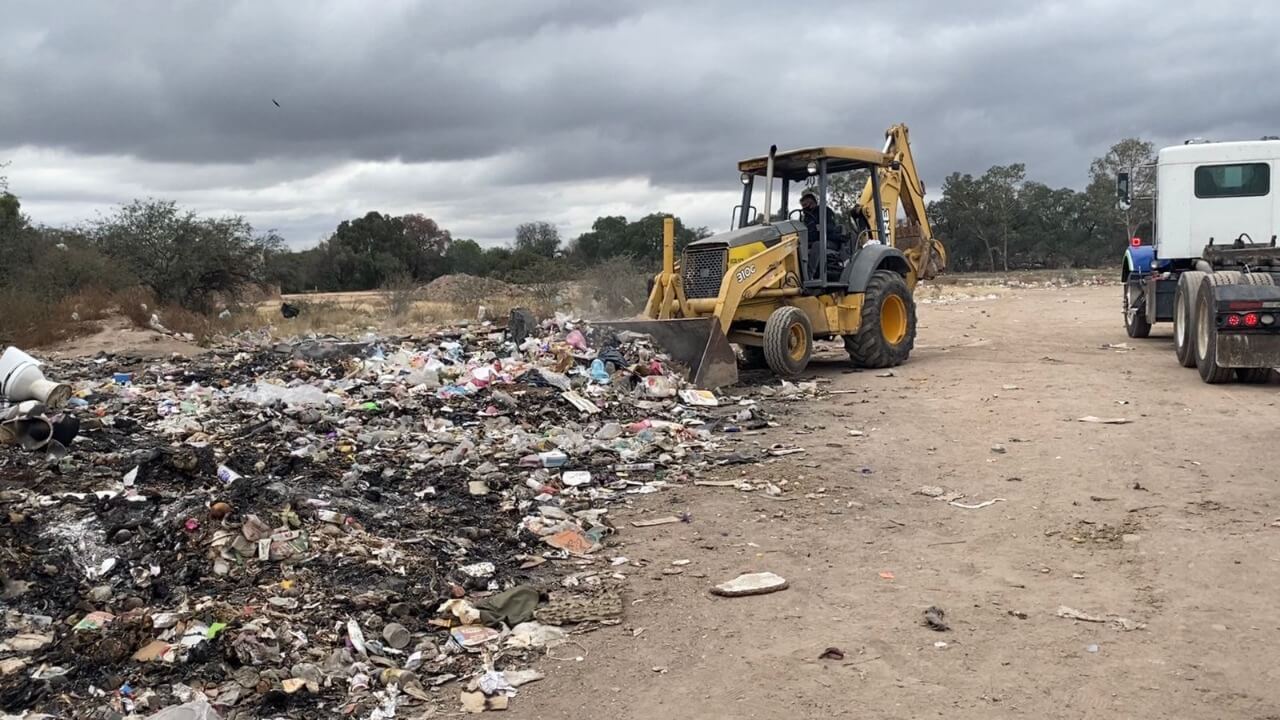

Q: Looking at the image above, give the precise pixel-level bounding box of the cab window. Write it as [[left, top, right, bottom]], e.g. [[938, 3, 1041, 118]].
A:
[[1194, 163, 1270, 198]]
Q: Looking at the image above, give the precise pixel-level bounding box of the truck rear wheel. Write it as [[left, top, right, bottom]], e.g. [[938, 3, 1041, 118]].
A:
[[763, 306, 812, 378], [1195, 274, 1241, 383], [845, 270, 916, 368], [1240, 273, 1276, 286], [1173, 271, 1206, 367]]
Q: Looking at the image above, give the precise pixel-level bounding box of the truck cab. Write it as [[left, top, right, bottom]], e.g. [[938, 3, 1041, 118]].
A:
[[1121, 138, 1280, 383]]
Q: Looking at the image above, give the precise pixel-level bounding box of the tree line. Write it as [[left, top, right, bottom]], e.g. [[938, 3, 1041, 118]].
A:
[[0, 138, 1154, 317], [927, 139, 1155, 272], [265, 214, 711, 294]]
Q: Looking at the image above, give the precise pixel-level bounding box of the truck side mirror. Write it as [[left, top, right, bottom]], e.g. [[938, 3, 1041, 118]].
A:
[[1116, 171, 1132, 210]]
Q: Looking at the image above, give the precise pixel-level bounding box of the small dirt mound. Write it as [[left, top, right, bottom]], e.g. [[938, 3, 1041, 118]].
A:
[[423, 274, 516, 303]]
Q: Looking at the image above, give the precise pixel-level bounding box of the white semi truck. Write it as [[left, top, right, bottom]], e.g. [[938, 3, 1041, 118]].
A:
[[1120, 138, 1280, 383]]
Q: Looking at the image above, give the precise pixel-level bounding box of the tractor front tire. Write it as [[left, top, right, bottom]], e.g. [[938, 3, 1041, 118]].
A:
[[763, 306, 813, 378], [846, 270, 917, 368]]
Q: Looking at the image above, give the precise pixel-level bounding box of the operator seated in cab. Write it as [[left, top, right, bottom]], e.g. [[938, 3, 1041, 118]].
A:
[[799, 189, 846, 281]]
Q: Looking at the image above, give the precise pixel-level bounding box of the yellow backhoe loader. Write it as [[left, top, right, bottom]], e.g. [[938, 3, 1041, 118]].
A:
[[608, 124, 945, 388]]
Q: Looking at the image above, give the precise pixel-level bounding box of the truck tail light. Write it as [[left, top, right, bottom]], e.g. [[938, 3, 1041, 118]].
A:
[[1245, 313, 1261, 327], [1227, 314, 1242, 327]]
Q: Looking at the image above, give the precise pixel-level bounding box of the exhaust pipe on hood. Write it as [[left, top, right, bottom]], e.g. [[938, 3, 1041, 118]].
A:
[[762, 144, 777, 224]]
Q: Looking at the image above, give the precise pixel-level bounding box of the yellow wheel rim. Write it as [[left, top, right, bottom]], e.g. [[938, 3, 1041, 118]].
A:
[[788, 323, 807, 361], [880, 295, 907, 345]]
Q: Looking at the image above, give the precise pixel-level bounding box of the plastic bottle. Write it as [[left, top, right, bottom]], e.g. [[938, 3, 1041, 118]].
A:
[[217, 464, 243, 485], [525, 477, 558, 495], [589, 358, 610, 384]]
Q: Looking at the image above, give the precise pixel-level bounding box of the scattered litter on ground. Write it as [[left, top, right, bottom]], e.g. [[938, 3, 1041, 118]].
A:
[[924, 606, 950, 631], [878, 571, 896, 581], [1078, 416, 1133, 424], [0, 316, 791, 718], [1056, 605, 1146, 631], [710, 572, 789, 597], [818, 647, 845, 660], [949, 497, 1006, 510], [631, 516, 682, 528]]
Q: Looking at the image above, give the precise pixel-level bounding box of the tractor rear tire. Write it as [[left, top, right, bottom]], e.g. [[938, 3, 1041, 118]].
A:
[[763, 306, 812, 378], [845, 270, 916, 368], [1173, 271, 1206, 368], [740, 345, 767, 369], [1195, 273, 1241, 383], [1241, 273, 1276, 286]]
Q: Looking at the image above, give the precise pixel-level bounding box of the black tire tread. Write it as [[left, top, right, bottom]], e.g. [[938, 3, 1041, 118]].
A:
[[1124, 278, 1152, 339], [1237, 368, 1273, 383], [1174, 271, 1207, 368], [763, 306, 812, 378], [845, 270, 917, 368], [1196, 274, 1239, 383]]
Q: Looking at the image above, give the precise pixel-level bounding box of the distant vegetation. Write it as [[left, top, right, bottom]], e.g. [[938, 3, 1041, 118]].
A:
[[0, 139, 1153, 345]]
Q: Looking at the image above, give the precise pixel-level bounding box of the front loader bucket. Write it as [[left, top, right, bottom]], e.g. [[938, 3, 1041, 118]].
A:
[[601, 317, 739, 389]]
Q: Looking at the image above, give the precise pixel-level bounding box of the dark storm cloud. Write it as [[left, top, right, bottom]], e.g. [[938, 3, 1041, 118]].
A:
[[3, 0, 1280, 243]]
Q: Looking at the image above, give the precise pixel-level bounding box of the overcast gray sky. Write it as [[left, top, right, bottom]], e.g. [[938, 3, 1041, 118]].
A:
[[3, 0, 1279, 248]]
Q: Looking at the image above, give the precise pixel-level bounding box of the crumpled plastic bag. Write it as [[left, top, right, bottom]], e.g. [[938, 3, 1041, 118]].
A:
[[144, 699, 222, 720], [236, 382, 337, 408], [506, 622, 568, 650]]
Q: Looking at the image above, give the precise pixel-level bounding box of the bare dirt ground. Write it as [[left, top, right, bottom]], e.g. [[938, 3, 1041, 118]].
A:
[[48, 316, 204, 358], [509, 283, 1280, 720]]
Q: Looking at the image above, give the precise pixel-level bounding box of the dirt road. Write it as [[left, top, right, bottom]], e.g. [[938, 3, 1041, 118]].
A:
[[511, 283, 1280, 719]]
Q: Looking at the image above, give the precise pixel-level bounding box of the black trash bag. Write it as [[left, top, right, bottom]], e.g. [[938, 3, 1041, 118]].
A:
[[508, 308, 538, 345]]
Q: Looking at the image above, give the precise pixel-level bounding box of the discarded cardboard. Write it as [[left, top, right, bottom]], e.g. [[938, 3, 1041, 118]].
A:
[[631, 516, 681, 528]]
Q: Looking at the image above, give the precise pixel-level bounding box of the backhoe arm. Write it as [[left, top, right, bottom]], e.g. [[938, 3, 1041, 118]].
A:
[[857, 124, 947, 286]]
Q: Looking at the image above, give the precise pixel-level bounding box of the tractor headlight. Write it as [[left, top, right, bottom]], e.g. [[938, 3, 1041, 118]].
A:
[[740, 172, 751, 185], [806, 161, 819, 175]]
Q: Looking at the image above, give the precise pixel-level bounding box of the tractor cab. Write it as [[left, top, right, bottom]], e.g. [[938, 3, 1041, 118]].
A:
[[733, 146, 893, 292]]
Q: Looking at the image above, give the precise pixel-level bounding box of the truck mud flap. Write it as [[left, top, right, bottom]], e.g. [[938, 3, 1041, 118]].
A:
[[1211, 283, 1280, 368], [599, 317, 739, 390], [1215, 335, 1280, 368]]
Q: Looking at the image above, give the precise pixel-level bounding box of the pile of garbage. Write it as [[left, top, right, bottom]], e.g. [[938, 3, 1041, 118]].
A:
[[0, 313, 778, 719]]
